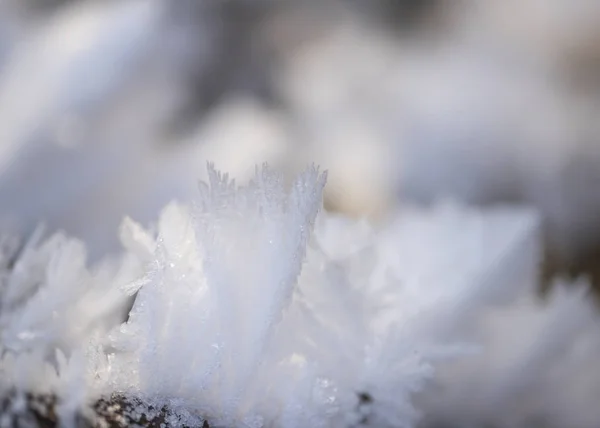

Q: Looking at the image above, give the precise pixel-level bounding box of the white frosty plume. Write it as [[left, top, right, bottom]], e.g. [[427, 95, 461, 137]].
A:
[[100, 165, 537, 427], [0, 226, 143, 424], [0, 163, 598, 428], [105, 163, 437, 428]]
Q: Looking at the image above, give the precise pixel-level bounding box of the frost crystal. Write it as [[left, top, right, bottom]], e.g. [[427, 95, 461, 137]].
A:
[[102, 163, 450, 427], [0, 226, 143, 424], [0, 163, 596, 428], [100, 165, 538, 427]]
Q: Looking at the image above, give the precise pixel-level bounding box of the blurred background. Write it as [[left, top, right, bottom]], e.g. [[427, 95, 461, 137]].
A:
[[1, 0, 600, 277], [1, 0, 600, 426]]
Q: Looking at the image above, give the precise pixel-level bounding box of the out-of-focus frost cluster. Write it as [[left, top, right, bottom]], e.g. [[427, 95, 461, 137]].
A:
[[2, 0, 600, 272]]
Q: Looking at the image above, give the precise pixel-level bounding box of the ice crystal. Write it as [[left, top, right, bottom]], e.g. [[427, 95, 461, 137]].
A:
[[0, 226, 142, 424], [100, 165, 539, 427], [101, 164, 447, 427], [1, 163, 596, 428]]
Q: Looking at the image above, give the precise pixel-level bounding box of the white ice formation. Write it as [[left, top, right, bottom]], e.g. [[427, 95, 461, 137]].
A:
[[0, 164, 598, 428]]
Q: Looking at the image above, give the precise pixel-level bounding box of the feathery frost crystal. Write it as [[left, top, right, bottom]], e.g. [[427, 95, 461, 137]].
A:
[[106, 164, 438, 427], [1, 163, 597, 428]]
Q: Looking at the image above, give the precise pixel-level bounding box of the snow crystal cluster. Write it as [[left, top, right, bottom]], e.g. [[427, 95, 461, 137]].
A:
[[102, 164, 441, 428], [0, 226, 143, 425], [0, 164, 596, 427]]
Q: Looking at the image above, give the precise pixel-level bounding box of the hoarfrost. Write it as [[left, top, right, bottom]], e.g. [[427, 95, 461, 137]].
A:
[[0, 164, 596, 428]]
